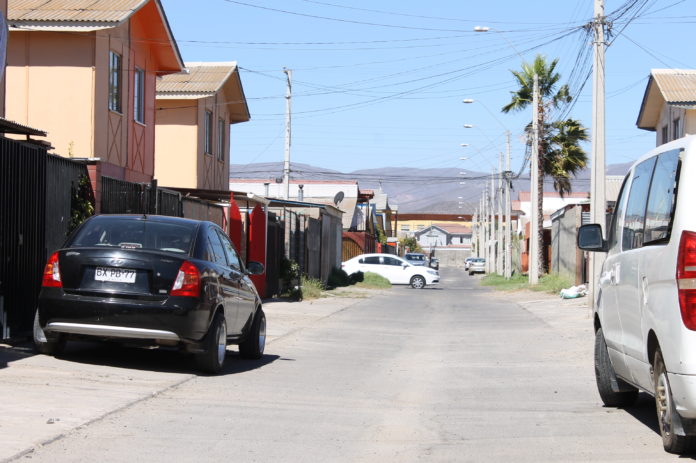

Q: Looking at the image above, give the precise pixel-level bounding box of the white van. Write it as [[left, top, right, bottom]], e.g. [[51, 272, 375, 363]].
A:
[[578, 135, 696, 454]]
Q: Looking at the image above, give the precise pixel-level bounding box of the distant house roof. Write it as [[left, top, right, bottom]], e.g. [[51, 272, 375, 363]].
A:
[[230, 178, 358, 186], [637, 69, 696, 130], [157, 62, 250, 123], [517, 191, 589, 202], [8, 0, 183, 73], [431, 223, 471, 235]]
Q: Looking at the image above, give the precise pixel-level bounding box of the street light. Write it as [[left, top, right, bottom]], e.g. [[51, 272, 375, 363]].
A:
[[473, 26, 490, 32], [463, 124, 473, 128], [460, 143, 469, 147]]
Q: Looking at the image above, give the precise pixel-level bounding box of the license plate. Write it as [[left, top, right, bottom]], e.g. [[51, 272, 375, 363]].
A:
[[95, 267, 136, 283]]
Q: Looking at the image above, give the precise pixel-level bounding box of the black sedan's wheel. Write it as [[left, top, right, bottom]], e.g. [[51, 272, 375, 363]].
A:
[[594, 328, 637, 407], [410, 275, 426, 289], [239, 308, 266, 359], [33, 310, 65, 356], [654, 349, 696, 454], [196, 313, 227, 374]]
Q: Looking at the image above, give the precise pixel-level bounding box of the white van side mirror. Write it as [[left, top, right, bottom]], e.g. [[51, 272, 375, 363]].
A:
[[577, 224, 608, 252]]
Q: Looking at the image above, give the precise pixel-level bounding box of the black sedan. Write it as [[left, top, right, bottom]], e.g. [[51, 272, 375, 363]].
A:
[[34, 214, 266, 374]]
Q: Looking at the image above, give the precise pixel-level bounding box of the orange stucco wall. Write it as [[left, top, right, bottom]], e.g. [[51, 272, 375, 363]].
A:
[[155, 94, 231, 191], [6, 0, 180, 183]]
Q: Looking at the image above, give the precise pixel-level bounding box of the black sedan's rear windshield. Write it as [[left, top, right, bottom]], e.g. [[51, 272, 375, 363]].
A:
[[69, 217, 197, 254]]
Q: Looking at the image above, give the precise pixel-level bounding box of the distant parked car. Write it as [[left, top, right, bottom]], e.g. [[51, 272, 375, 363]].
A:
[[464, 257, 476, 270], [34, 214, 266, 374], [342, 253, 439, 289], [468, 258, 485, 275], [404, 252, 428, 266]]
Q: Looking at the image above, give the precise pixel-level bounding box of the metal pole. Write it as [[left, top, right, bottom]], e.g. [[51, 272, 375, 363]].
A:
[[489, 170, 495, 274], [497, 152, 504, 275], [589, 0, 606, 309], [505, 131, 512, 279], [283, 68, 292, 200], [529, 73, 540, 284]]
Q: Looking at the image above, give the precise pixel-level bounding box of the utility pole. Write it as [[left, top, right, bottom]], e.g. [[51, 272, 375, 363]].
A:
[[283, 68, 292, 200], [482, 192, 488, 264], [589, 0, 607, 309], [472, 209, 478, 257], [489, 170, 495, 274], [505, 131, 512, 279], [497, 152, 504, 275], [529, 73, 540, 284]]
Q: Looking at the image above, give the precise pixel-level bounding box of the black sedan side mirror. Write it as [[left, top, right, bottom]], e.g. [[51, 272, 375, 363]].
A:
[[577, 224, 608, 252], [246, 261, 265, 275]]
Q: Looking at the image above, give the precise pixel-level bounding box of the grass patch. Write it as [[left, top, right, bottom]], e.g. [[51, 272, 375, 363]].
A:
[[480, 272, 574, 294], [300, 275, 324, 300], [356, 272, 392, 289]]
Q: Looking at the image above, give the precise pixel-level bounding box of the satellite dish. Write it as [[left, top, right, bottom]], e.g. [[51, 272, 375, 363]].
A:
[[333, 191, 345, 206]]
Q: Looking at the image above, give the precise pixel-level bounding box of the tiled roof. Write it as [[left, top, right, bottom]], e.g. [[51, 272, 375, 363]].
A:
[[157, 62, 238, 95], [651, 69, 696, 104], [9, 0, 147, 23]]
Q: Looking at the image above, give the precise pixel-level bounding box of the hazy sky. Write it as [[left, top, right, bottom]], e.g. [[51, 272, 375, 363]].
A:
[[161, 0, 694, 180]]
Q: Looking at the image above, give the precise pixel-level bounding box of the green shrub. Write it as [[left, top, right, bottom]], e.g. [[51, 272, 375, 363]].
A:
[[301, 275, 324, 300], [357, 272, 391, 289]]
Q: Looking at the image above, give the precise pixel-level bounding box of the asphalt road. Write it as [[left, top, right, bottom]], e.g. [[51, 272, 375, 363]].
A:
[[6, 269, 690, 462]]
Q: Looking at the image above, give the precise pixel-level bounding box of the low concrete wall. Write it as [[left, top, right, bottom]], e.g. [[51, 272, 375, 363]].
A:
[[430, 248, 471, 268]]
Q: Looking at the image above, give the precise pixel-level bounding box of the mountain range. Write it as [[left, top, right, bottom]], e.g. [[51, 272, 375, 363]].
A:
[[230, 162, 632, 214]]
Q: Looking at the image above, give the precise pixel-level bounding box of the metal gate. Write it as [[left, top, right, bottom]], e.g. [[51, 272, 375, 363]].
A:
[[0, 138, 47, 337]]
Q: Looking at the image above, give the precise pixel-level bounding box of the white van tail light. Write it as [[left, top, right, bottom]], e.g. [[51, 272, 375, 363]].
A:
[[677, 231, 696, 330]]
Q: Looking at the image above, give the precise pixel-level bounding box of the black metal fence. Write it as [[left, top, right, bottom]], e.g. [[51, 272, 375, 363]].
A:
[[0, 138, 48, 337], [101, 177, 184, 218], [45, 155, 90, 253]]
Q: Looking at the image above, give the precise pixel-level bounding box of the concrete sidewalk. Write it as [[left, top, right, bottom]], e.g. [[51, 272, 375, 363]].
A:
[[0, 291, 377, 462]]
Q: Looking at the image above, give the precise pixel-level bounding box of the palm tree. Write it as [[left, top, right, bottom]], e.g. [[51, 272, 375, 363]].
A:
[[502, 54, 587, 274]]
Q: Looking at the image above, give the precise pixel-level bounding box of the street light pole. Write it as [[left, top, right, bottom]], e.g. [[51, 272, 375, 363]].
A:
[[489, 169, 495, 274], [497, 151, 504, 275], [505, 131, 512, 279], [283, 68, 292, 200]]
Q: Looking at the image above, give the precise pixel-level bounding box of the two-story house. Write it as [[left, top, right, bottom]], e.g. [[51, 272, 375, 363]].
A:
[[6, 0, 184, 184], [155, 62, 250, 191], [637, 69, 696, 145]]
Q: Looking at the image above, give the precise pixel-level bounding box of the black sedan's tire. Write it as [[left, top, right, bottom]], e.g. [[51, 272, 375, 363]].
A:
[[410, 275, 426, 289], [239, 308, 266, 359], [33, 310, 65, 356], [196, 313, 227, 374], [654, 349, 696, 454], [594, 328, 637, 407]]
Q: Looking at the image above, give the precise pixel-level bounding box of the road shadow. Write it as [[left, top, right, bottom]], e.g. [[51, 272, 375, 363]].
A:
[[623, 392, 696, 459], [0, 341, 35, 369], [54, 341, 280, 376]]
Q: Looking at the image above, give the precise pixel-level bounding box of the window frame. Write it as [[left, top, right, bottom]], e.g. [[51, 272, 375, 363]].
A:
[[108, 51, 122, 113], [134, 67, 145, 124], [217, 118, 225, 162], [643, 149, 681, 246], [204, 110, 213, 156]]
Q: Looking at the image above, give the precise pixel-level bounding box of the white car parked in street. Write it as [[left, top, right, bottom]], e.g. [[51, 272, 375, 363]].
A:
[[578, 135, 696, 454], [341, 253, 439, 289]]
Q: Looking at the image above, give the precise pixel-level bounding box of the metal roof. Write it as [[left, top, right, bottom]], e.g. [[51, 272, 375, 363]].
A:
[[9, 0, 147, 23], [157, 63, 238, 95], [651, 69, 696, 104]]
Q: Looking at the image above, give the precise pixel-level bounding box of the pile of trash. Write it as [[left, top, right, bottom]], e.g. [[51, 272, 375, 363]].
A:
[[559, 284, 588, 299]]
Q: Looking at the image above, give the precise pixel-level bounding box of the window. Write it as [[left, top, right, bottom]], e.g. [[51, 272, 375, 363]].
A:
[[207, 229, 228, 266], [134, 67, 145, 124], [673, 118, 681, 141], [217, 230, 241, 269], [609, 172, 632, 249], [622, 157, 657, 251], [662, 125, 669, 144], [217, 118, 225, 161], [644, 150, 680, 244], [400, 225, 410, 231], [363, 256, 381, 265], [384, 256, 403, 266], [108, 51, 122, 113], [204, 110, 213, 155]]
